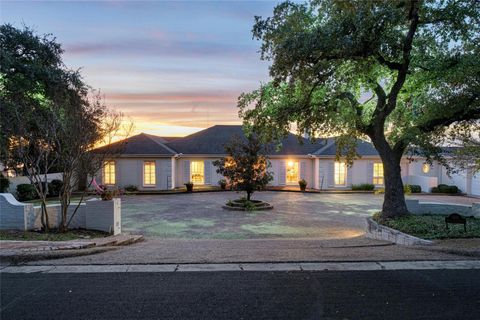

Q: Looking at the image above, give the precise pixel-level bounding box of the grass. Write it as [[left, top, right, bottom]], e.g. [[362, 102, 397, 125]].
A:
[[0, 229, 109, 241], [373, 212, 480, 239], [23, 196, 87, 206]]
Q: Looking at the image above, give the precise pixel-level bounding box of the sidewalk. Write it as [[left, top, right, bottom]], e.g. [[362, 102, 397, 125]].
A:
[[17, 236, 480, 266]]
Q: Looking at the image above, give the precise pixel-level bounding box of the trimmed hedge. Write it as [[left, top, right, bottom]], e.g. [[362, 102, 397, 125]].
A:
[[431, 184, 460, 194], [124, 184, 139, 192], [16, 184, 37, 201], [404, 184, 421, 194], [48, 179, 63, 197], [0, 175, 10, 193], [352, 183, 375, 191]]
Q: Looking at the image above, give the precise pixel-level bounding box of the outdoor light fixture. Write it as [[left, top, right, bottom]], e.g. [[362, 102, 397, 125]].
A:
[[422, 163, 430, 173], [288, 161, 294, 167]]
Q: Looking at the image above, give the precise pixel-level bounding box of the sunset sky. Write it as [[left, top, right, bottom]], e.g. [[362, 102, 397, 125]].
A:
[[2, 1, 277, 136]]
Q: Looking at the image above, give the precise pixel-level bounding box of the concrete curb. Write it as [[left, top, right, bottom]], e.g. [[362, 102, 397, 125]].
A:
[[2, 260, 480, 273], [0, 234, 144, 263], [365, 218, 433, 246], [0, 246, 119, 264]]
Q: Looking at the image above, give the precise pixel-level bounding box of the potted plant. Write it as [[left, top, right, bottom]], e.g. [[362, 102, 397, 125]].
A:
[[218, 179, 227, 190], [96, 184, 114, 200], [298, 179, 307, 192], [185, 182, 194, 193]]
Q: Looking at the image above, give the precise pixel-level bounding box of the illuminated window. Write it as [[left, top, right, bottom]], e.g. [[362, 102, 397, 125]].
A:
[[103, 161, 115, 185], [143, 161, 156, 186], [190, 161, 204, 184], [286, 160, 299, 184], [373, 163, 384, 185], [334, 162, 346, 185], [422, 163, 430, 174]]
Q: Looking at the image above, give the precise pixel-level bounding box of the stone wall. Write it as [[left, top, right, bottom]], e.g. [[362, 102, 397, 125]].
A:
[[365, 218, 432, 246]]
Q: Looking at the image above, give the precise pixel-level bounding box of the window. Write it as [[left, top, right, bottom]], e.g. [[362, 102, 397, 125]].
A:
[[143, 161, 156, 186], [422, 163, 430, 174], [286, 160, 299, 184], [103, 161, 115, 185], [190, 161, 204, 184], [373, 163, 384, 185], [334, 162, 346, 185]]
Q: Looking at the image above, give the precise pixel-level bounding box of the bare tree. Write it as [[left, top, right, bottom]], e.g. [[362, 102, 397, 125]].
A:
[[7, 107, 62, 231], [54, 90, 133, 232]]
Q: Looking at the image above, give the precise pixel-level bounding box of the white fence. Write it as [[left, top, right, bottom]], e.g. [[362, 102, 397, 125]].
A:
[[0, 193, 121, 234]]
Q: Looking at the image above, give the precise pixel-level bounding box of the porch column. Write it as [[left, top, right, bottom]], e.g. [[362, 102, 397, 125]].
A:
[[314, 158, 320, 189], [171, 156, 176, 189]]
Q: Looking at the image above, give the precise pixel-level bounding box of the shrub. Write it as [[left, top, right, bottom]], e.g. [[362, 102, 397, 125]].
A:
[[0, 175, 10, 193], [124, 184, 139, 192], [431, 184, 460, 194], [409, 185, 422, 193], [352, 183, 375, 191], [403, 184, 412, 194], [48, 179, 63, 197], [16, 184, 37, 201]]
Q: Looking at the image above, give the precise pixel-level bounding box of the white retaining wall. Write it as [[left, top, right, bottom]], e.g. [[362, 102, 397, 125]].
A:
[[406, 199, 480, 217], [0, 193, 121, 234], [0, 193, 32, 230]]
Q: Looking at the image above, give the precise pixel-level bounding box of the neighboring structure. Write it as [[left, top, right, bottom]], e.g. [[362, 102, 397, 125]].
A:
[[92, 125, 480, 196]]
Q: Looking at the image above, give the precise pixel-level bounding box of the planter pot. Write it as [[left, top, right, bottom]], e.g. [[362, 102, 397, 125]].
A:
[[299, 186, 307, 192], [185, 184, 194, 193]]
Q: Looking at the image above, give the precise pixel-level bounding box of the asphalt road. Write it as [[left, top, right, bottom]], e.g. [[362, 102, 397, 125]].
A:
[[1, 270, 479, 319]]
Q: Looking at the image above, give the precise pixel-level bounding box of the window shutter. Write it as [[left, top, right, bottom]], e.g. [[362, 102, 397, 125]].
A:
[[328, 161, 335, 187], [279, 161, 286, 186], [300, 161, 307, 180], [347, 165, 353, 186], [367, 162, 374, 184], [204, 160, 211, 185], [183, 160, 190, 183]]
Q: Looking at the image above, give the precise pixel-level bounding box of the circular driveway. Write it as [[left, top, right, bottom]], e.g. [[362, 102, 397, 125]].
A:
[[121, 191, 383, 240]]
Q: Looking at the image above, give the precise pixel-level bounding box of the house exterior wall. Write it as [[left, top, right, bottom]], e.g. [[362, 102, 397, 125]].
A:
[[175, 157, 223, 187], [94, 155, 477, 194], [175, 157, 314, 188], [268, 158, 314, 187], [96, 157, 171, 190]]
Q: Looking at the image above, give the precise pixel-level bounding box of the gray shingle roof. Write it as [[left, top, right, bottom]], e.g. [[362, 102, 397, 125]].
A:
[[93, 133, 175, 155], [166, 125, 329, 155], [93, 125, 379, 157], [313, 138, 379, 156]]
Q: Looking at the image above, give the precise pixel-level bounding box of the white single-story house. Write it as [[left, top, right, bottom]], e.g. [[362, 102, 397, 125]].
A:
[[92, 125, 480, 196]]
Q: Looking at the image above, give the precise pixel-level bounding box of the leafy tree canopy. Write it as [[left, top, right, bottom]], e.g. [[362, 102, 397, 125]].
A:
[[240, 0, 479, 160], [213, 135, 273, 201], [239, 0, 480, 217]]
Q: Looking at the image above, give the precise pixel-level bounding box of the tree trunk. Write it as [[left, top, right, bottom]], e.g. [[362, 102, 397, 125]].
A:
[[381, 156, 408, 218], [369, 130, 409, 219], [247, 191, 252, 201]]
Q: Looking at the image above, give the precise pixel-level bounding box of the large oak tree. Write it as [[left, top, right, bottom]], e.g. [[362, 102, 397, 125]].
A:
[[239, 0, 480, 218]]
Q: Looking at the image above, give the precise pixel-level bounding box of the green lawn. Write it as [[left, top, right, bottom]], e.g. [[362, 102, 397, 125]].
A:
[[23, 196, 87, 206], [373, 213, 480, 239], [0, 229, 108, 241]]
